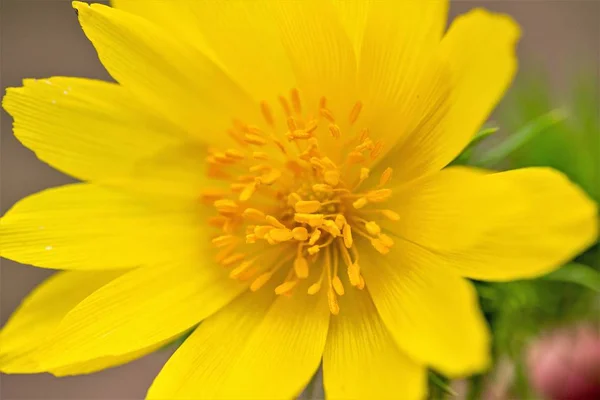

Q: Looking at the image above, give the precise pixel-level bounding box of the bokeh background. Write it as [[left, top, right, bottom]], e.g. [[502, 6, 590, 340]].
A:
[[1, 1, 598, 399]]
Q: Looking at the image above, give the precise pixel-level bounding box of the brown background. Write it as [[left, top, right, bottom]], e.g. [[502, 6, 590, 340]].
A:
[[1, 1, 598, 399]]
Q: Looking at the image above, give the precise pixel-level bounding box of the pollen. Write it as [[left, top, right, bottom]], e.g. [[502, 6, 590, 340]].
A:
[[206, 89, 398, 315]]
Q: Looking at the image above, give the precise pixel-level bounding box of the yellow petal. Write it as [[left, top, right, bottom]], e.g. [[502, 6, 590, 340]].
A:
[[148, 281, 329, 399], [35, 260, 246, 370], [0, 184, 207, 270], [384, 9, 520, 182], [2, 77, 181, 183], [113, 0, 295, 103], [73, 1, 256, 146], [356, 1, 447, 150], [0, 270, 124, 373], [361, 243, 490, 377], [323, 287, 426, 400], [392, 167, 598, 281], [272, 0, 357, 117]]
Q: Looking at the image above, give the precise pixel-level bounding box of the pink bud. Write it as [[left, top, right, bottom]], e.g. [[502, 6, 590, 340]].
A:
[[527, 325, 600, 400]]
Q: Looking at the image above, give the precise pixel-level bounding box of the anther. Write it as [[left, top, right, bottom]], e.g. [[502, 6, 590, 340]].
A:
[[266, 215, 286, 229], [334, 214, 346, 230], [328, 289, 340, 315], [288, 192, 302, 206], [343, 224, 353, 248], [313, 184, 333, 193], [294, 200, 321, 213], [348, 263, 361, 286], [379, 233, 395, 248], [292, 227, 309, 241], [257, 168, 281, 185], [371, 140, 384, 159], [328, 124, 341, 139], [254, 225, 273, 239], [221, 253, 245, 266], [353, 197, 368, 209], [360, 167, 370, 182], [275, 280, 298, 295], [252, 151, 269, 160], [250, 272, 273, 291], [349, 101, 363, 125], [320, 108, 335, 123], [371, 238, 390, 254], [379, 167, 393, 186], [323, 220, 341, 237], [294, 255, 309, 278], [294, 213, 325, 227], [365, 221, 381, 236], [366, 189, 392, 202], [260, 101, 275, 127], [229, 259, 256, 279], [324, 170, 340, 187], [211, 235, 237, 248], [291, 89, 302, 114], [225, 148, 245, 160], [308, 245, 321, 255], [308, 229, 322, 245], [279, 95, 292, 116], [332, 276, 345, 296], [381, 209, 400, 221], [242, 208, 265, 221], [214, 199, 239, 214], [239, 182, 257, 201], [244, 133, 268, 146], [358, 275, 366, 290], [269, 228, 294, 242]]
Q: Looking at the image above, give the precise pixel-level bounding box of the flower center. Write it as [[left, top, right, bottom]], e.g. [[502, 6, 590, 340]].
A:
[[203, 89, 398, 315]]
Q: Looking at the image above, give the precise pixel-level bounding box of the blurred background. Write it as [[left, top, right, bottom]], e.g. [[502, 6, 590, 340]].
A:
[[1, 1, 598, 399]]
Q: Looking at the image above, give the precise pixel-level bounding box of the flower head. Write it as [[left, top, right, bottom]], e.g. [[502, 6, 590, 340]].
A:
[[0, 1, 597, 399]]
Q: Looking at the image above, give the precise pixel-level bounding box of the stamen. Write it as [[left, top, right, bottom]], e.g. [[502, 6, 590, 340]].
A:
[[279, 95, 292, 116], [291, 88, 302, 114], [294, 200, 321, 213], [229, 259, 256, 279], [308, 229, 322, 245], [242, 208, 265, 221], [294, 213, 325, 227], [275, 280, 298, 295], [211, 235, 237, 248], [324, 170, 340, 187], [266, 215, 286, 229], [365, 221, 381, 236], [329, 124, 341, 139], [252, 151, 270, 160], [349, 101, 363, 125], [343, 224, 353, 248], [244, 133, 269, 146], [269, 228, 294, 242], [380, 209, 400, 221], [379, 167, 393, 186], [294, 251, 309, 279], [292, 227, 309, 241], [313, 184, 333, 193], [260, 101, 275, 127], [353, 197, 368, 209], [366, 189, 392, 202]]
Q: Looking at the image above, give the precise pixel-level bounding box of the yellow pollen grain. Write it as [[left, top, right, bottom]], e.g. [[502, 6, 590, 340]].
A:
[[244, 133, 268, 146], [365, 221, 381, 236], [266, 215, 286, 229], [381, 209, 400, 221], [270, 228, 294, 242], [380, 167, 393, 186], [294, 256, 309, 278], [349, 101, 363, 125], [260, 101, 275, 127], [324, 170, 340, 187], [289, 129, 311, 140], [353, 197, 368, 209], [308, 229, 322, 245], [250, 272, 273, 292], [294, 200, 321, 213], [343, 224, 353, 248]]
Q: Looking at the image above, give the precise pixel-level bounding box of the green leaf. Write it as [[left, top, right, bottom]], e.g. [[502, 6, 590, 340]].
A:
[[475, 109, 566, 168], [450, 125, 499, 166], [542, 262, 600, 292]]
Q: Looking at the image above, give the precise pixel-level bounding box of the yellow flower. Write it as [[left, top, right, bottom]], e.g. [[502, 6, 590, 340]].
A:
[[0, 1, 597, 399]]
